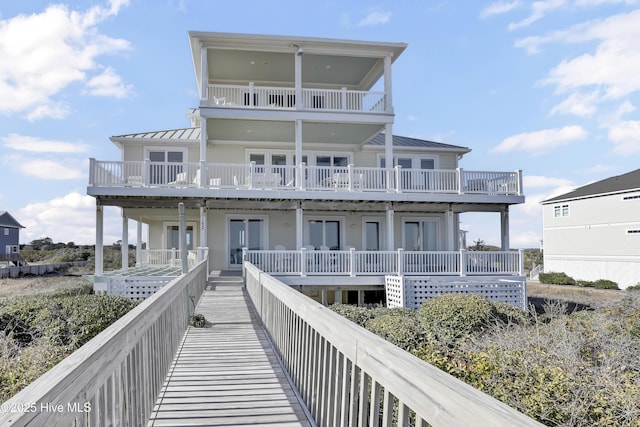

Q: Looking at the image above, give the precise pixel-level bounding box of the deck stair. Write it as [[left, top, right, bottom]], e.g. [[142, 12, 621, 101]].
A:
[[148, 272, 313, 426]]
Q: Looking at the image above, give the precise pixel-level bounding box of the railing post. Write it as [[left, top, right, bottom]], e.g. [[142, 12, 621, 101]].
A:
[[348, 164, 353, 191], [397, 248, 404, 275], [341, 87, 347, 110], [249, 82, 255, 106], [518, 248, 525, 276], [89, 158, 96, 186], [242, 247, 248, 280], [249, 161, 256, 189], [300, 247, 307, 277], [199, 160, 206, 188], [457, 167, 464, 194], [517, 169, 523, 195], [144, 158, 150, 186], [298, 162, 306, 190], [459, 249, 467, 276], [395, 165, 402, 193], [349, 247, 356, 277]]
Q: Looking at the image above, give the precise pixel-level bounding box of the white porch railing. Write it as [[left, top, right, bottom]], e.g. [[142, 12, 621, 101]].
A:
[[207, 83, 386, 113], [139, 249, 198, 266], [0, 260, 208, 427], [245, 248, 524, 277], [245, 262, 543, 426], [89, 159, 523, 196]]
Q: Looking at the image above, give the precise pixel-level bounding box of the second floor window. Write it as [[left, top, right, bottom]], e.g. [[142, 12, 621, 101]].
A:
[[553, 204, 570, 218], [147, 149, 185, 185]]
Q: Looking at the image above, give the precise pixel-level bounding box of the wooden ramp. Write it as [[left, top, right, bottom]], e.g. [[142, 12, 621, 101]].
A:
[[148, 276, 314, 426]]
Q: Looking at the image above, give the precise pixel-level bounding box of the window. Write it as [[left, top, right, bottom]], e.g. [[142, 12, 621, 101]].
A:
[[403, 219, 438, 251], [3, 228, 8, 236], [553, 204, 570, 218], [307, 219, 341, 250], [146, 148, 185, 185]]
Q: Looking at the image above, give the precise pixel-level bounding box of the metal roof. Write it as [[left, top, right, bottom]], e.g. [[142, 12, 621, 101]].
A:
[[110, 127, 470, 153], [0, 211, 24, 228], [542, 168, 640, 204]]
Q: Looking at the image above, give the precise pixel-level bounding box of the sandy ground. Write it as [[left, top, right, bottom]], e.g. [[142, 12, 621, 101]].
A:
[[527, 280, 628, 310]]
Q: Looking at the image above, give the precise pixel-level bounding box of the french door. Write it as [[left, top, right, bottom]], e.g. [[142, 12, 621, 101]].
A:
[[148, 149, 185, 185], [228, 218, 265, 268]]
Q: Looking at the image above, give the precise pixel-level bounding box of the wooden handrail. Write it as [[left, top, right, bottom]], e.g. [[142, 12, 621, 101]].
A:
[[0, 260, 208, 426], [245, 262, 543, 427]]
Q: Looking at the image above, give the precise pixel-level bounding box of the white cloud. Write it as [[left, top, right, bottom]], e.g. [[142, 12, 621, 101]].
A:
[[508, 0, 567, 31], [2, 133, 89, 153], [608, 120, 640, 154], [0, 1, 131, 120], [19, 159, 84, 180], [18, 193, 122, 245], [357, 10, 391, 27], [550, 91, 600, 116], [493, 125, 588, 153], [480, 1, 523, 19], [85, 66, 133, 98]]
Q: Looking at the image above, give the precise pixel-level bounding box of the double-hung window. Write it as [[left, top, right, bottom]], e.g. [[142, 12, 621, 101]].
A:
[[553, 204, 569, 218]]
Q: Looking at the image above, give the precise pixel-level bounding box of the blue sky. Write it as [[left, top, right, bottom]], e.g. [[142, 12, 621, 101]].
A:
[[1, 0, 639, 247]]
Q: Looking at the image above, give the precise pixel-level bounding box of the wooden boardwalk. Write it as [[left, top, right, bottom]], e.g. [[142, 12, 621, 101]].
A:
[[148, 276, 314, 426]]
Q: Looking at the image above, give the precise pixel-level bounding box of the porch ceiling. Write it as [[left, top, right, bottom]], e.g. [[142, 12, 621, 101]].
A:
[[207, 118, 383, 145]]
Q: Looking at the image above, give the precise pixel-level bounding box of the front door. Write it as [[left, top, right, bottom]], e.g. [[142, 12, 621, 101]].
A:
[[229, 219, 265, 268]]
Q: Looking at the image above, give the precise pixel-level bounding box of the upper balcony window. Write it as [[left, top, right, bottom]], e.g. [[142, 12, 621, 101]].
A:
[[553, 204, 570, 218], [146, 148, 186, 185]]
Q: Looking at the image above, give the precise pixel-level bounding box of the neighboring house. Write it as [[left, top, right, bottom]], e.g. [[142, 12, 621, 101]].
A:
[[0, 211, 24, 265], [87, 31, 526, 306], [541, 168, 640, 289]]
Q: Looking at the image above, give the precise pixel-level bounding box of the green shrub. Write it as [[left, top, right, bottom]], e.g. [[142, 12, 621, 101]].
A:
[[539, 272, 576, 286], [576, 280, 595, 287], [626, 284, 640, 292], [417, 294, 495, 343], [329, 304, 374, 327], [594, 279, 619, 290], [492, 301, 531, 326], [365, 310, 425, 351]]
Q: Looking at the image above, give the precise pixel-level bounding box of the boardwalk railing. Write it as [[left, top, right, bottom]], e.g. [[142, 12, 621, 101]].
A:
[[246, 248, 525, 277], [89, 159, 523, 196], [0, 260, 208, 427], [245, 262, 543, 427]]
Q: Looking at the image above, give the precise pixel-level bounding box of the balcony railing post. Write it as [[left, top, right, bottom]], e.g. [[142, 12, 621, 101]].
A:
[[199, 160, 206, 188], [89, 158, 95, 186], [457, 168, 464, 194], [249, 161, 256, 189], [459, 249, 467, 276], [518, 248, 525, 276], [298, 162, 306, 190], [341, 87, 347, 111], [300, 247, 307, 277], [395, 165, 402, 193], [349, 247, 356, 277], [517, 169, 523, 195], [249, 82, 255, 106], [397, 248, 404, 275], [143, 158, 150, 186], [242, 247, 248, 279], [348, 164, 353, 191]]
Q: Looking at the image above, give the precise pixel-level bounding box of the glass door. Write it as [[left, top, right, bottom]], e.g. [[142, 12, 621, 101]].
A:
[[308, 219, 341, 250], [229, 219, 265, 268], [148, 150, 184, 185], [404, 220, 438, 251]]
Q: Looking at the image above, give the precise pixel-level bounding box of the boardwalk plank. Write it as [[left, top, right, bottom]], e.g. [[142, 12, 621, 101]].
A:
[[148, 279, 313, 427]]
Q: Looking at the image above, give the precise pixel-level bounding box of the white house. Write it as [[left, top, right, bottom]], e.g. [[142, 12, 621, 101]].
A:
[[541, 168, 640, 289], [87, 31, 526, 306]]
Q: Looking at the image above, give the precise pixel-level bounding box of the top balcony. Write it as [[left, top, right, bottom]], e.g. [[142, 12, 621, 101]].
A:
[[88, 159, 523, 197], [205, 83, 387, 114]]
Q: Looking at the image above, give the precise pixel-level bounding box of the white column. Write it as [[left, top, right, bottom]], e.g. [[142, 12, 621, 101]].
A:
[[384, 55, 393, 113], [385, 123, 393, 186], [121, 212, 128, 271], [386, 204, 394, 250], [136, 220, 142, 267], [95, 203, 103, 276], [296, 203, 303, 249], [200, 43, 208, 102], [200, 206, 208, 250], [501, 207, 510, 251], [294, 46, 302, 109], [199, 119, 207, 188], [445, 207, 454, 251], [179, 203, 188, 274], [295, 119, 303, 186]]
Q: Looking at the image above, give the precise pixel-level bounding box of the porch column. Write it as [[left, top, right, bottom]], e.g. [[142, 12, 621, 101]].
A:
[[501, 206, 510, 251], [200, 206, 208, 249], [199, 118, 207, 188], [296, 202, 303, 249], [386, 204, 394, 250], [121, 213, 128, 271], [294, 46, 303, 109], [385, 123, 393, 174], [384, 55, 393, 114], [295, 119, 303, 187], [136, 220, 142, 267], [200, 43, 208, 102], [95, 203, 103, 276], [445, 207, 455, 251]]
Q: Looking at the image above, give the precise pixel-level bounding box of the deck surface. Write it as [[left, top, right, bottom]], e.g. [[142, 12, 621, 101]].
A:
[[148, 278, 313, 426]]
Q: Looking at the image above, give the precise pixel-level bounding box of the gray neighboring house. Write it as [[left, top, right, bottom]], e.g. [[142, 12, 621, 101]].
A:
[[541, 169, 640, 289], [0, 211, 25, 259]]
